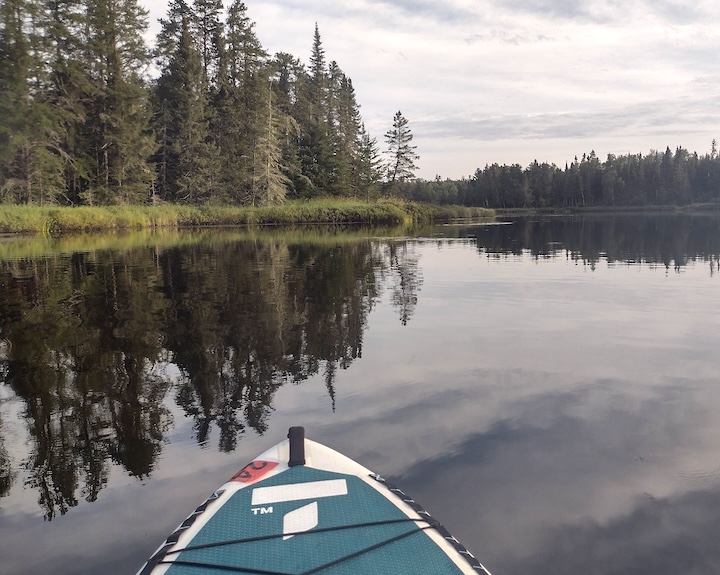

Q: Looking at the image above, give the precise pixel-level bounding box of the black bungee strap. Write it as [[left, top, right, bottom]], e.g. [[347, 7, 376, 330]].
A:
[[163, 516, 438, 555]]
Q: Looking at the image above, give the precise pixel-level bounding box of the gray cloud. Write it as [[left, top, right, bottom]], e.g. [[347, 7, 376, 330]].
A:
[[365, 0, 478, 24], [415, 96, 720, 144], [259, 0, 478, 26], [494, 0, 610, 22], [464, 30, 556, 45], [648, 0, 708, 24], [489, 0, 710, 25]]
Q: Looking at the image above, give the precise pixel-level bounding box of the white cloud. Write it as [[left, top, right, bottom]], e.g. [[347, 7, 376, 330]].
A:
[[143, 0, 720, 178]]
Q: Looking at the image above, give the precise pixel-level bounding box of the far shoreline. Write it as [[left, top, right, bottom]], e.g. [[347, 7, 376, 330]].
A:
[[496, 203, 720, 216]]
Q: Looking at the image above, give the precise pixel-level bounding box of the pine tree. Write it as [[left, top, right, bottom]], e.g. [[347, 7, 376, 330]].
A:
[[154, 0, 194, 69], [384, 110, 419, 186], [225, 0, 266, 84], [271, 51, 303, 116], [1, 0, 35, 202], [40, 0, 101, 204]]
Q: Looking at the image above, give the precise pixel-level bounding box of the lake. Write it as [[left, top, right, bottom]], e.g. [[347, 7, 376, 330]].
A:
[[1, 214, 719, 575]]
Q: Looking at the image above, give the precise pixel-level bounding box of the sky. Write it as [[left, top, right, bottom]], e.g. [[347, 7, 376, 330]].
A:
[[142, 0, 720, 180]]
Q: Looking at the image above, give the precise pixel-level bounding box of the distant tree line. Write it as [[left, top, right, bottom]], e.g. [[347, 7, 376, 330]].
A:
[[399, 145, 720, 208], [0, 0, 387, 206]]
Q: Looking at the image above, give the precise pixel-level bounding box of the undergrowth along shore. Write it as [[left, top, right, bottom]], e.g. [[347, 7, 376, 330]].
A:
[[0, 200, 495, 235]]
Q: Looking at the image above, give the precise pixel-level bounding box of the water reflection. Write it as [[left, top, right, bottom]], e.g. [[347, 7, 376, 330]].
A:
[[0, 214, 718, 534], [0, 252, 174, 519], [0, 409, 12, 498], [388, 243, 424, 326], [163, 240, 386, 447], [0, 232, 424, 519], [456, 214, 720, 271], [395, 373, 720, 574]]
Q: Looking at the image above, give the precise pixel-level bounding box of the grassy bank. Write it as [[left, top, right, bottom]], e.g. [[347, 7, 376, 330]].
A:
[[0, 200, 494, 235]]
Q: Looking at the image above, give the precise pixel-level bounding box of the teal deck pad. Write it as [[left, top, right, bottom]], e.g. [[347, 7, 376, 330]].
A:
[[165, 466, 466, 574]]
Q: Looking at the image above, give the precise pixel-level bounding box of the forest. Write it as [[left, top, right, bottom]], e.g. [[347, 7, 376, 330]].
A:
[[402, 146, 720, 209], [0, 0, 387, 206], [1, 0, 719, 210]]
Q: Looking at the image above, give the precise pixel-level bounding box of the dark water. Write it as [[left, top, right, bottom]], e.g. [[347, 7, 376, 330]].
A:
[[1, 215, 719, 575]]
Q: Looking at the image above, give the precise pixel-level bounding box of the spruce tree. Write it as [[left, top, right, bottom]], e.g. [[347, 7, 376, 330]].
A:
[[295, 25, 334, 195], [192, 0, 223, 83], [214, 0, 271, 203], [356, 125, 382, 202], [384, 110, 419, 185], [1, 0, 68, 204], [155, 7, 220, 203], [82, 0, 154, 204], [307, 23, 326, 117], [325, 61, 351, 195], [335, 72, 363, 195]]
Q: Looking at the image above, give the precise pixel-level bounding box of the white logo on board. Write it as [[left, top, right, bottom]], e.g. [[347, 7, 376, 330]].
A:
[[251, 479, 348, 540]]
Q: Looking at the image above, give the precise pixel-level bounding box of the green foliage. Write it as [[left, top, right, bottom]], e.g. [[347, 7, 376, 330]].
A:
[[0, 0, 68, 205]]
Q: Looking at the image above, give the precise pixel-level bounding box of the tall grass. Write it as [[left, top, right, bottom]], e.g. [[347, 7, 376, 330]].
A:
[[0, 200, 495, 235]]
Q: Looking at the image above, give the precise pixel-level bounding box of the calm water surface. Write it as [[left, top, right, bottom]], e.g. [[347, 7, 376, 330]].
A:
[[1, 215, 719, 574]]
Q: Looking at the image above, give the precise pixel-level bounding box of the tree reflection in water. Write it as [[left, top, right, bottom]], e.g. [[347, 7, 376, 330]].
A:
[[0, 412, 12, 499], [0, 233, 419, 518]]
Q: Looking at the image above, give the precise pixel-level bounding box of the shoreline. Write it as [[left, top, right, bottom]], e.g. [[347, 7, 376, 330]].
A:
[[0, 200, 495, 235]]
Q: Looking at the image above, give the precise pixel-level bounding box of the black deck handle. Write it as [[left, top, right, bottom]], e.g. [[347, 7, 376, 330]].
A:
[[288, 426, 306, 467]]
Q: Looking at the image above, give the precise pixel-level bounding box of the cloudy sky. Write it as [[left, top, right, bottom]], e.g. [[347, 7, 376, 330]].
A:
[[142, 0, 720, 179]]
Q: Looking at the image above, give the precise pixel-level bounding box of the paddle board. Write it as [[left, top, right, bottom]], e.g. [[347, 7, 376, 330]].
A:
[[137, 427, 491, 574]]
